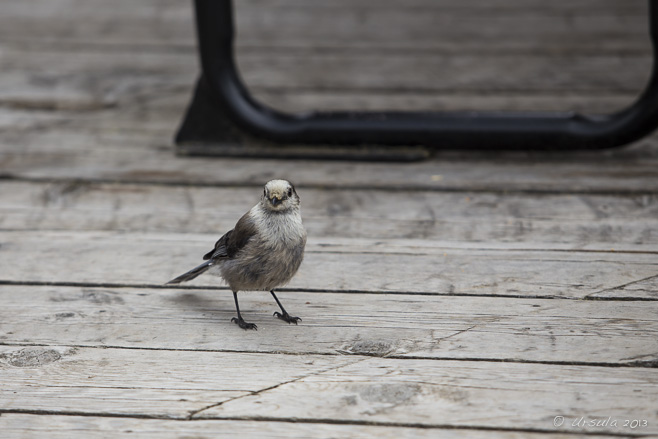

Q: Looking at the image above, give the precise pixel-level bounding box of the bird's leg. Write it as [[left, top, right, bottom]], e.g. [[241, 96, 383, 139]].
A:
[[230, 291, 257, 330], [271, 290, 302, 325]]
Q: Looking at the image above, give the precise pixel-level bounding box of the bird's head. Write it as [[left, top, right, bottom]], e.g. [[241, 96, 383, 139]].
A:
[[261, 179, 300, 212]]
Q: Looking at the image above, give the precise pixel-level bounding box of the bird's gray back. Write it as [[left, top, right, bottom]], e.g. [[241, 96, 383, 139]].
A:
[[216, 204, 306, 291]]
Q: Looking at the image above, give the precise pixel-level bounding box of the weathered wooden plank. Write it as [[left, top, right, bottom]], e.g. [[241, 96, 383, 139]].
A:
[[3, 414, 647, 439], [0, 230, 656, 299], [0, 48, 195, 110], [1, 45, 649, 110], [5, 0, 645, 118], [0, 0, 650, 113], [198, 358, 658, 435], [2, 47, 657, 196], [1, 346, 655, 433], [235, 53, 651, 94], [0, 345, 355, 418], [1, 80, 637, 124], [0, 108, 65, 131], [5, 180, 658, 246], [236, 4, 649, 62], [0, 0, 648, 53], [255, 90, 639, 113], [1, 285, 656, 364], [3, 121, 658, 194], [1, 180, 657, 247], [591, 275, 658, 300], [0, 37, 646, 113], [0, 0, 650, 112]]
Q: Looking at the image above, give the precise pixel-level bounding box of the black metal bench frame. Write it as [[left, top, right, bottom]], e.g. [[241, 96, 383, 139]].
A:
[[176, 0, 658, 160]]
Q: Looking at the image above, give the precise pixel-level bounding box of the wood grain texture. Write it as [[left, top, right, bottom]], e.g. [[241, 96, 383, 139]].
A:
[[0, 0, 650, 114], [1, 180, 657, 246], [198, 358, 658, 434], [1, 45, 650, 112], [236, 53, 651, 93], [3, 122, 658, 193], [0, 0, 648, 50], [591, 275, 658, 300], [0, 345, 356, 418], [1, 230, 657, 299], [253, 90, 639, 113], [5, 414, 643, 439], [1, 83, 658, 194], [1, 345, 656, 434], [1, 285, 656, 365]]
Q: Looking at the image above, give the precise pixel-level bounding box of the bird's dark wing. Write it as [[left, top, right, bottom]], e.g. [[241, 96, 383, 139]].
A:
[[203, 212, 257, 261], [203, 230, 231, 260]]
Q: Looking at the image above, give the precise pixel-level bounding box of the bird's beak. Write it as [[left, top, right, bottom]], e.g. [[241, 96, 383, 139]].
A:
[[270, 196, 281, 206]]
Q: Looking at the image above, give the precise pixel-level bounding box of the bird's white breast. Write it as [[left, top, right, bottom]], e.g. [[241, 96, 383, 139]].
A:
[[250, 204, 306, 248]]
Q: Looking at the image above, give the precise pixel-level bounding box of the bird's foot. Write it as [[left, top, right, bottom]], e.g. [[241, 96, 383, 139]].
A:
[[273, 311, 302, 325], [231, 317, 257, 330]]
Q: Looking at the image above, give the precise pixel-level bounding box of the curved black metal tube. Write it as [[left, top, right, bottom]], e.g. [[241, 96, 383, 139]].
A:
[[182, 0, 658, 150]]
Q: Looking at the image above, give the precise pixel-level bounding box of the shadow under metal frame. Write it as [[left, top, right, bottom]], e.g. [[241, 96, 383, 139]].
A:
[[175, 0, 658, 161]]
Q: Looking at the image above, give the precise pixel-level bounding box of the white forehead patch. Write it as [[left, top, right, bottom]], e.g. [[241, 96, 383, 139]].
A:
[[265, 179, 291, 194]]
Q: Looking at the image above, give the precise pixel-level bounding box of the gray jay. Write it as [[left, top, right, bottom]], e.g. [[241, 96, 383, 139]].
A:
[[167, 179, 307, 330]]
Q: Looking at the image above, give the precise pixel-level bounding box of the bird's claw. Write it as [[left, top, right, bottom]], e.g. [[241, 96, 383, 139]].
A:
[[231, 317, 257, 330], [273, 311, 302, 325]]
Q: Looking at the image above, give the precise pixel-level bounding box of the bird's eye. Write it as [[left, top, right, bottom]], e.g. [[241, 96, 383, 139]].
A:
[[287, 189, 292, 197], [264, 189, 266, 196]]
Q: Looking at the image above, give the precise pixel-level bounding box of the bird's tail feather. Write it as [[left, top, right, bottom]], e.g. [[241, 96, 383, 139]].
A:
[[166, 261, 212, 285]]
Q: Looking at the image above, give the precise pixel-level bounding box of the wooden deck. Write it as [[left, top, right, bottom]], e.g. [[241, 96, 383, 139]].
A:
[[1, 0, 658, 437]]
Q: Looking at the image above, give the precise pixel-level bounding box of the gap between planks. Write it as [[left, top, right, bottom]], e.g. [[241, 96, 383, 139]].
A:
[[2, 284, 656, 366], [1, 345, 656, 434], [1, 342, 655, 370], [0, 411, 652, 439], [185, 357, 370, 420], [0, 280, 657, 302], [3, 174, 658, 198], [3, 415, 644, 439], [2, 230, 657, 299]]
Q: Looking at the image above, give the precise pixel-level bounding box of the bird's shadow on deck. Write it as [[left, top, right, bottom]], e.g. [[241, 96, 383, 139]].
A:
[[164, 290, 274, 325], [165, 291, 234, 320]]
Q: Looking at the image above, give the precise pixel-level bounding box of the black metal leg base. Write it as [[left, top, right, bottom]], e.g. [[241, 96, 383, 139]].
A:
[[175, 0, 658, 160], [175, 77, 244, 153], [175, 78, 431, 161]]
